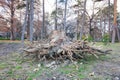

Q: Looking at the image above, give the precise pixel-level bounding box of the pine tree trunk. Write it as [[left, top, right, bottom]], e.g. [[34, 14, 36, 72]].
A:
[[112, 0, 120, 43], [29, 0, 34, 42], [89, 18, 92, 36], [76, 11, 80, 40], [27, 1, 30, 40], [63, 0, 68, 32], [10, 0, 15, 40], [55, 0, 58, 30], [80, 0, 87, 40], [89, 1, 95, 38], [111, 0, 117, 43], [103, 18, 106, 35], [108, 0, 111, 40], [41, 0, 45, 39], [21, 0, 29, 44]]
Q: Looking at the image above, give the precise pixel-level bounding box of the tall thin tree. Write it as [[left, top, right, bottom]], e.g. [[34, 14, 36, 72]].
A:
[[21, 0, 29, 45], [80, 0, 87, 40], [10, 0, 15, 40], [112, 0, 120, 43], [108, 0, 111, 39], [41, 0, 45, 39], [29, 0, 34, 42], [55, 0, 58, 30], [63, 0, 68, 32]]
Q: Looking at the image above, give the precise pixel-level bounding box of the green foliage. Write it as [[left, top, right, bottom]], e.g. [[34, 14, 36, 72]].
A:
[[0, 37, 10, 40], [82, 35, 87, 41], [15, 65, 22, 70], [7, 68, 15, 77], [15, 38, 21, 40], [102, 34, 110, 45], [87, 35, 93, 42]]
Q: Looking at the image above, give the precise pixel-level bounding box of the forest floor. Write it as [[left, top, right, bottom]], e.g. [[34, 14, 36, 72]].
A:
[[0, 41, 120, 80]]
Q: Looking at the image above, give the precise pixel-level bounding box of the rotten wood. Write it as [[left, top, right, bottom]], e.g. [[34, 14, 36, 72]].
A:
[[23, 30, 112, 61]]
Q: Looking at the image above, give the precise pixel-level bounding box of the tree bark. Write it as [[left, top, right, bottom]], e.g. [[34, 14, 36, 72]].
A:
[[27, 1, 30, 40], [89, 1, 95, 38], [21, 0, 29, 45], [112, 0, 120, 43], [103, 18, 106, 35], [80, 0, 87, 40], [10, 0, 15, 40], [63, 0, 68, 32], [29, 0, 34, 42], [41, 0, 45, 39], [108, 0, 111, 40], [76, 11, 80, 40], [89, 18, 92, 36], [55, 0, 58, 30]]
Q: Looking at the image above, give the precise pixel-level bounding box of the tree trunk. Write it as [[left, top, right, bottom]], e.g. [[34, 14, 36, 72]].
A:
[[108, 0, 111, 40], [41, 0, 45, 39], [112, 26, 116, 43], [10, 0, 15, 40], [26, 1, 30, 40], [89, 1, 95, 38], [21, 0, 29, 45], [76, 11, 80, 40], [100, 12, 102, 37], [29, 0, 34, 42], [63, 0, 68, 33], [80, 0, 87, 40], [55, 0, 58, 30], [103, 18, 106, 35], [89, 18, 92, 36], [112, 0, 120, 43]]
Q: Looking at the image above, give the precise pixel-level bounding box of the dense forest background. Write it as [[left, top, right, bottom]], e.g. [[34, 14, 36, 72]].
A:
[[0, 0, 120, 43]]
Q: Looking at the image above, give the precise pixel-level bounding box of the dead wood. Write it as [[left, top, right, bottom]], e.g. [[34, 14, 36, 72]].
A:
[[23, 30, 112, 61]]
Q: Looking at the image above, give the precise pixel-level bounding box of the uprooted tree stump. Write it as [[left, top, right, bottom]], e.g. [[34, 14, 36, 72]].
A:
[[23, 30, 112, 61]]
